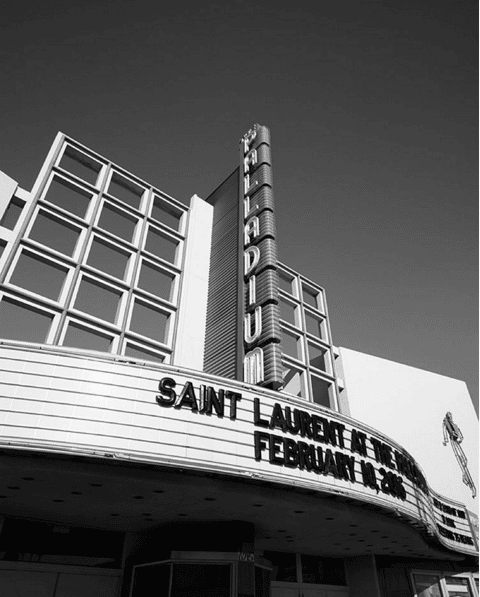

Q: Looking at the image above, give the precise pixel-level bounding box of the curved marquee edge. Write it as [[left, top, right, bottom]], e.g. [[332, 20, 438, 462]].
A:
[[0, 341, 477, 557]]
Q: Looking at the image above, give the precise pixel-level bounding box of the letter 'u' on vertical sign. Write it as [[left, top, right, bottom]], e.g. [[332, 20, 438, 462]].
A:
[[245, 307, 262, 344], [244, 347, 264, 384]]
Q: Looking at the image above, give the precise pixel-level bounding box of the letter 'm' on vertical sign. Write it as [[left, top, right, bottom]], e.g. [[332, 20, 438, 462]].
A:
[[240, 124, 283, 390], [244, 347, 264, 384]]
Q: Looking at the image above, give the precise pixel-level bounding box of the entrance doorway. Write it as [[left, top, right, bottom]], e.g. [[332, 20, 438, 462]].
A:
[[0, 566, 120, 597], [131, 561, 232, 597], [266, 551, 349, 597], [411, 571, 479, 597], [271, 584, 349, 597]]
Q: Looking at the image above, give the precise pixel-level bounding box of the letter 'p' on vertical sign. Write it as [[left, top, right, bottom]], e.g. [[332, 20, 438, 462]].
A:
[[240, 125, 283, 390]]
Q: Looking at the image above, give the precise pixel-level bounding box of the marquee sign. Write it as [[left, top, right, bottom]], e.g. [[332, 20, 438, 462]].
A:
[[1, 345, 477, 557], [431, 493, 477, 551], [241, 125, 283, 390], [153, 372, 476, 555], [155, 376, 428, 503]]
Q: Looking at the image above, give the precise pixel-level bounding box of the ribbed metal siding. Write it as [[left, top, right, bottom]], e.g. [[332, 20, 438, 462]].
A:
[[204, 169, 240, 379]]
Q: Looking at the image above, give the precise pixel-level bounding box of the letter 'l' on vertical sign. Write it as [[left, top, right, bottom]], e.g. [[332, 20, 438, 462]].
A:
[[240, 125, 283, 390]]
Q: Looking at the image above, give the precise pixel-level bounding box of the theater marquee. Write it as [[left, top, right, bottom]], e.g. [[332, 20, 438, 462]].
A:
[[154, 373, 476, 555], [0, 344, 476, 557]]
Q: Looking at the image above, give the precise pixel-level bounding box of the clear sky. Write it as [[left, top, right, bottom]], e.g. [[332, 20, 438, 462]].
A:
[[1, 0, 478, 410]]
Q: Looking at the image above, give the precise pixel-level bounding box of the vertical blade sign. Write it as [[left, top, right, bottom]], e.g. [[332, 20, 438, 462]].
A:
[[241, 124, 283, 390]]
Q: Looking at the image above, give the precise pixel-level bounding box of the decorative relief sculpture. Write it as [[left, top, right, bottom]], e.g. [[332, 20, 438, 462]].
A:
[[443, 412, 476, 498]]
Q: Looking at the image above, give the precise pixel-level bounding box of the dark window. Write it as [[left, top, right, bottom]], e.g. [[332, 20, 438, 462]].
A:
[[59, 146, 102, 186], [0, 519, 123, 567], [171, 563, 230, 597], [44, 177, 92, 219], [124, 343, 165, 363], [107, 172, 144, 210], [130, 300, 169, 343], [282, 328, 301, 360], [302, 284, 319, 309], [311, 376, 331, 408], [74, 278, 122, 324], [63, 322, 113, 352], [278, 271, 295, 295], [444, 576, 474, 596], [301, 554, 346, 585], [0, 198, 25, 230], [138, 261, 175, 301], [29, 211, 80, 257], [131, 563, 170, 597], [98, 203, 137, 243], [279, 297, 297, 327], [255, 566, 271, 597], [308, 342, 327, 371], [305, 312, 325, 339], [87, 238, 130, 281], [152, 196, 182, 231], [10, 251, 68, 301], [412, 574, 442, 597], [282, 363, 304, 398], [0, 297, 53, 343], [263, 551, 297, 582], [145, 227, 178, 264]]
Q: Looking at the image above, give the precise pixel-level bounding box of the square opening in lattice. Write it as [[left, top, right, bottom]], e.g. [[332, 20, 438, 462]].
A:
[[107, 172, 145, 210], [59, 146, 102, 186]]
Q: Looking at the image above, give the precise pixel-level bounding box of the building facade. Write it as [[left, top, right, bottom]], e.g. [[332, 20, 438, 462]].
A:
[[0, 125, 477, 597]]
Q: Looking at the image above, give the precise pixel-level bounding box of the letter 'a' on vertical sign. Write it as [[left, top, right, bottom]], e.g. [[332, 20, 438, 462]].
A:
[[240, 125, 283, 391], [244, 217, 259, 246]]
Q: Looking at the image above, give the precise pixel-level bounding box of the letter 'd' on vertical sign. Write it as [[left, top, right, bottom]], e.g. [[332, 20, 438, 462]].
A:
[[240, 124, 283, 390]]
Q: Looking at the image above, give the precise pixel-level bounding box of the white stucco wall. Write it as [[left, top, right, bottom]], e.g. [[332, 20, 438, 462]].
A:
[[339, 347, 479, 512], [173, 194, 213, 370], [0, 171, 18, 221], [0, 178, 32, 274]]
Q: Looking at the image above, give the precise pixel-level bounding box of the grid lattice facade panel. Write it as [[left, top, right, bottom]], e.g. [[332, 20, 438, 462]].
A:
[[0, 136, 188, 365], [277, 262, 340, 411]]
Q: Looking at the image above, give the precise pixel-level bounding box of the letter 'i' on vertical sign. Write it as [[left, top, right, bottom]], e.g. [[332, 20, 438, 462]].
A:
[[240, 125, 283, 390]]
